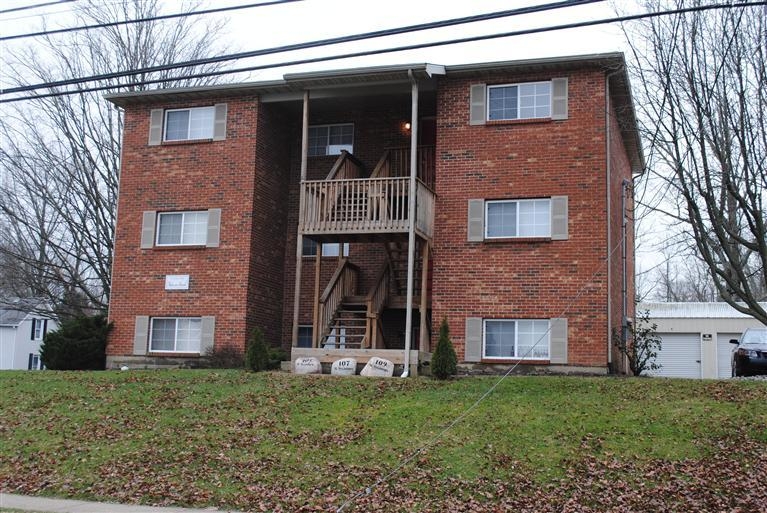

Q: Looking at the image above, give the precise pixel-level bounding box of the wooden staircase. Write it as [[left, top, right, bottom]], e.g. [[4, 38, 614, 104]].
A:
[[385, 241, 422, 298], [321, 296, 367, 348]]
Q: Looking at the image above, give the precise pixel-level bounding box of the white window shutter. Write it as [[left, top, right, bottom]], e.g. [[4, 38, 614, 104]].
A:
[[469, 84, 487, 125], [148, 109, 164, 145], [550, 318, 568, 364], [200, 316, 215, 353], [551, 78, 568, 120], [140, 211, 157, 249], [467, 199, 485, 242], [464, 317, 482, 362], [206, 208, 221, 248], [133, 316, 149, 355], [550, 196, 569, 240], [212, 103, 227, 141]]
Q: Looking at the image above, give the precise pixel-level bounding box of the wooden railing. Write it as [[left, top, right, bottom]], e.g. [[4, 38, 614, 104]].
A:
[[318, 259, 359, 343], [415, 180, 435, 239], [364, 261, 390, 349], [371, 146, 435, 187], [302, 177, 411, 234], [325, 150, 364, 180]]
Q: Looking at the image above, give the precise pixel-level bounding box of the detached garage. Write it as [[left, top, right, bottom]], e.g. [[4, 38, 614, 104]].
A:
[[640, 302, 767, 379]]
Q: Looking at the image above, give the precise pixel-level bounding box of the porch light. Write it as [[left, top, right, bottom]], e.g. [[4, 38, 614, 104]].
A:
[[403, 121, 411, 131]]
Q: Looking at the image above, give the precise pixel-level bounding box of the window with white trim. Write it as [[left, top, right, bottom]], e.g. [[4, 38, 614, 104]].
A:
[[308, 124, 354, 156], [150, 317, 202, 353], [483, 319, 550, 359], [164, 106, 215, 141], [28, 353, 43, 370], [302, 239, 350, 257], [156, 211, 208, 246], [32, 319, 44, 340], [487, 81, 551, 121], [485, 199, 551, 238]]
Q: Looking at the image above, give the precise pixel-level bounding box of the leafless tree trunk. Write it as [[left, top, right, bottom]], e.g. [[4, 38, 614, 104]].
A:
[[623, 0, 767, 324], [0, 0, 227, 316]]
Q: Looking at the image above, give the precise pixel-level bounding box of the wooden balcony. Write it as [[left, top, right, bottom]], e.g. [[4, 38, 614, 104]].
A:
[[300, 176, 435, 241]]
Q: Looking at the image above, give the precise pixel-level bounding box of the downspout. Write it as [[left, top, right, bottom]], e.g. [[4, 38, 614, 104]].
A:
[[605, 67, 623, 372], [621, 179, 630, 346], [401, 70, 419, 378]]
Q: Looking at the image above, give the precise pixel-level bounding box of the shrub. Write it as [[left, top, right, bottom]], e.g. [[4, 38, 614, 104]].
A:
[[245, 327, 269, 372], [431, 318, 457, 379], [613, 309, 662, 376], [40, 315, 112, 370], [267, 346, 288, 370], [203, 345, 245, 368]]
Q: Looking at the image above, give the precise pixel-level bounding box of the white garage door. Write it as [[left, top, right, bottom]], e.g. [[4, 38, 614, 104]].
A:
[[717, 333, 740, 379], [651, 333, 701, 378]]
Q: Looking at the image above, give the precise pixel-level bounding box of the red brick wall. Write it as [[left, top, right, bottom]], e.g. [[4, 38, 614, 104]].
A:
[[607, 97, 636, 374], [431, 69, 611, 367], [108, 96, 269, 357]]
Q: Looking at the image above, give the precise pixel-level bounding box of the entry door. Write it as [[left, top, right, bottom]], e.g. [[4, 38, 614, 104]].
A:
[[650, 333, 702, 378], [717, 333, 739, 379]]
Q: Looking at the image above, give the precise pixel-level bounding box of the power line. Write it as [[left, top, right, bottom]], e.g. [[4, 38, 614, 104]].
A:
[[0, 0, 303, 42], [0, 0, 605, 94], [0, 0, 75, 15], [2, 1, 765, 104]]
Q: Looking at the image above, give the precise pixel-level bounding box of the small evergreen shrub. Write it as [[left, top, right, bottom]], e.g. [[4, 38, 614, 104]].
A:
[[245, 327, 269, 372], [432, 318, 457, 380], [40, 315, 112, 370], [267, 346, 288, 370]]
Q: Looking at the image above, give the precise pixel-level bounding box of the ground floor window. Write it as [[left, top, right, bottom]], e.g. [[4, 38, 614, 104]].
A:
[[297, 325, 313, 348], [483, 319, 550, 359], [150, 317, 202, 353], [28, 353, 43, 370]]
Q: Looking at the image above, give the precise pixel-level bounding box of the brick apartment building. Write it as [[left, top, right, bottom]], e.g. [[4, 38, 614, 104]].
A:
[[105, 52, 643, 375]]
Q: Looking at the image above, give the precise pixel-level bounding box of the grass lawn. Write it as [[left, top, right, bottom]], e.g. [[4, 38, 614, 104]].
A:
[[1, 370, 765, 512]]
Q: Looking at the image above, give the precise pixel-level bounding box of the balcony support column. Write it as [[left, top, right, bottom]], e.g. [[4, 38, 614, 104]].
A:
[[402, 71, 419, 377], [419, 241, 430, 352], [312, 243, 322, 348], [292, 90, 310, 349]]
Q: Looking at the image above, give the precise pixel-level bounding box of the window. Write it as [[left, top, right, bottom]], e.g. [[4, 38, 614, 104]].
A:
[[483, 319, 550, 360], [164, 107, 215, 141], [487, 82, 551, 121], [28, 353, 43, 370], [31, 319, 44, 340], [302, 239, 350, 257], [485, 199, 550, 238], [150, 317, 201, 353], [156, 211, 208, 246], [308, 124, 354, 156], [297, 326, 313, 348]]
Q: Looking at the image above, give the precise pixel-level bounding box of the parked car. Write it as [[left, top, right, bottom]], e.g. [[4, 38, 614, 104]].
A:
[[730, 328, 767, 377]]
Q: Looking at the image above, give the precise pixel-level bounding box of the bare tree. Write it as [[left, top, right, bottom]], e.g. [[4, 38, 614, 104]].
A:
[[623, 0, 767, 324], [0, 0, 227, 316]]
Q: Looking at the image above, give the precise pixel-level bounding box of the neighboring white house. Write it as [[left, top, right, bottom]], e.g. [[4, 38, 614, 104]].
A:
[[640, 302, 767, 379], [0, 300, 58, 370]]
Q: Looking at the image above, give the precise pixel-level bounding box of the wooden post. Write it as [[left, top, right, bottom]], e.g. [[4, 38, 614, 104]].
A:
[[402, 71, 419, 376], [292, 91, 310, 348], [419, 241, 430, 352], [312, 243, 322, 347]]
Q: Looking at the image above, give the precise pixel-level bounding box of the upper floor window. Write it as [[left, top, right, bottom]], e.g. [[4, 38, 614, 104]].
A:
[[31, 319, 44, 340], [156, 211, 208, 246], [308, 123, 354, 156], [150, 317, 201, 353], [164, 106, 215, 141], [487, 82, 551, 121], [302, 238, 349, 257], [484, 319, 550, 360], [485, 199, 551, 238]]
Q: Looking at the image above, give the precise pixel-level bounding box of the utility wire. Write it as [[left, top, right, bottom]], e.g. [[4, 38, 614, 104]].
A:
[[0, 0, 303, 42], [336, 232, 627, 512], [0, 0, 605, 94], [2, 1, 765, 104], [0, 0, 74, 15]]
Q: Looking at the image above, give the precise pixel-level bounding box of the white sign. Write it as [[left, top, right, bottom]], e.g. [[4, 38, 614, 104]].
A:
[[331, 358, 357, 376], [165, 274, 190, 290]]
